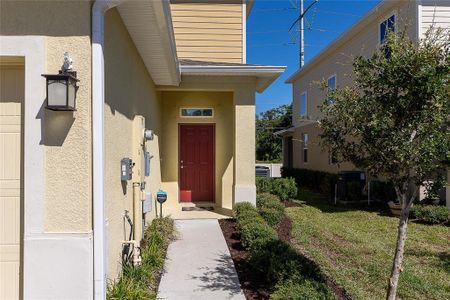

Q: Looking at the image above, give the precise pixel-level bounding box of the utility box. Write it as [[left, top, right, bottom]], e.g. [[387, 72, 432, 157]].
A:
[[143, 192, 152, 213], [121, 158, 133, 181]]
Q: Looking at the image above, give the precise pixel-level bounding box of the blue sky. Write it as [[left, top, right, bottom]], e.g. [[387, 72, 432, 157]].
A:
[[247, 0, 381, 114]]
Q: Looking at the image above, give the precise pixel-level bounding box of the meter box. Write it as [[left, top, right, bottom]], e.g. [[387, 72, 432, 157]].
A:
[[156, 191, 167, 204], [143, 192, 152, 213], [121, 158, 133, 181]]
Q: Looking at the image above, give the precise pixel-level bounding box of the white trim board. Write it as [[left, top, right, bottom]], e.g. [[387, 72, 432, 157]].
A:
[[0, 36, 45, 234]]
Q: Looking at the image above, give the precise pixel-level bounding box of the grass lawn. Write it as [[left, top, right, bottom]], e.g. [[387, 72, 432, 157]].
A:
[[287, 189, 450, 300]]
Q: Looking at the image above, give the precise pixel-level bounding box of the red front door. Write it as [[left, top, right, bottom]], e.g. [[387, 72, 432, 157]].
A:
[[179, 124, 215, 202]]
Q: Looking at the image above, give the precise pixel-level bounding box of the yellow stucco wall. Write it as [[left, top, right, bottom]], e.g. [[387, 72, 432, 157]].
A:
[[290, 1, 417, 173], [103, 8, 163, 279], [233, 88, 255, 187], [1, 1, 93, 232], [160, 91, 234, 210]]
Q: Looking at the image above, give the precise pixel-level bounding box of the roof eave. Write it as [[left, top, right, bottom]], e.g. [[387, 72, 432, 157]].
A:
[[180, 65, 286, 93], [117, 0, 180, 86]]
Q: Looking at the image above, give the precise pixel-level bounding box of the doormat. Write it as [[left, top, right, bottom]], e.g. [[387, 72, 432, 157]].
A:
[[182, 207, 214, 212]]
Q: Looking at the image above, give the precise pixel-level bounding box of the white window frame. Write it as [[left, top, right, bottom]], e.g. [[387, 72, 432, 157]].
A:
[[299, 91, 308, 118], [327, 74, 337, 104], [329, 150, 337, 165], [180, 107, 214, 118], [379, 12, 397, 45], [327, 74, 337, 90], [302, 133, 309, 163]]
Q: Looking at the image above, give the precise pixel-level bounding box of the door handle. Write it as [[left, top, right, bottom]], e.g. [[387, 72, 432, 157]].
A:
[[180, 165, 184, 169]]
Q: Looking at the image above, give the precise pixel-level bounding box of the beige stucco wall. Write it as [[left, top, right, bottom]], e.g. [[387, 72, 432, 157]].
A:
[[170, 0, 243, 63], [160, 91, 234, 210], [290, 1, 418, 173], [104, 8, 163, 279], [1, 1, 93, 232]]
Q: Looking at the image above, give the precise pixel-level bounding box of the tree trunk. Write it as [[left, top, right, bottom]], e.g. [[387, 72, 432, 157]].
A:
[[386, 194, 414, 300]]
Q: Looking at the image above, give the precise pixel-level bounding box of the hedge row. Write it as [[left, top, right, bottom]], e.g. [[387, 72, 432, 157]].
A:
[[233, 203, 335, 299], [281, 167, 338, 196], [256, 177, 298, 201], [256, 193, 285, 227], [282, 167, 397, 202], [410, 205, 450, 224]]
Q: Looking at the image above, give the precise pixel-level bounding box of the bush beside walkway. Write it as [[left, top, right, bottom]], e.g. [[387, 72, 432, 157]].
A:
[[107, 217, 174, 300], [233, 201, 336, 299]]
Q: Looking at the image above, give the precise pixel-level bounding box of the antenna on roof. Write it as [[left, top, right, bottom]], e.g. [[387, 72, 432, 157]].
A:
[[289, 0, 319, 68]]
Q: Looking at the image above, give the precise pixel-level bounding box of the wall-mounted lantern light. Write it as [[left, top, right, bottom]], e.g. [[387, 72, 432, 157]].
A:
[[42, 52, 79, 111]]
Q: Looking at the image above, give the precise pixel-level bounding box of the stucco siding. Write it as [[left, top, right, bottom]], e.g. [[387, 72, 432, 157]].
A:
[[1, 0, 93, 233], [170, 0, 243, 63], [290, 1, 417, 173], [104, 8, 163, 279]]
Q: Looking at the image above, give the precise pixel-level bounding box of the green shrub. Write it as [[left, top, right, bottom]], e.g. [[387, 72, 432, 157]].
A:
[[271, 177, 298, 201], [271, 280, 336, 300], [256, 176, 274, 193], [248, 239, 321, 284], [233, 202, 257, 218], [107, 277, 153, 300], [256, 193, 285, 227], [256, 193, 281, 208], [107, 217, 174, 300], [410, 205, 450, 224], [233, 200, 334, 299], [234, 202, 277, 249], [239, 219, 277, 249], [259, 207, 285, 227]]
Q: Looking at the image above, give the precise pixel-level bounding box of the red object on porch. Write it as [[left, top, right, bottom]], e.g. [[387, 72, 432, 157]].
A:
[[179, 124, 215, 202]]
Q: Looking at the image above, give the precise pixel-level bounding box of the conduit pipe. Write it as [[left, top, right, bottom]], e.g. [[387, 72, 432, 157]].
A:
[[92, 1, 127, 298]]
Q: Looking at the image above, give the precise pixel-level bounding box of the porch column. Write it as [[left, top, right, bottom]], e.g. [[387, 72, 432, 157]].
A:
[[233, 87, 256, 205]]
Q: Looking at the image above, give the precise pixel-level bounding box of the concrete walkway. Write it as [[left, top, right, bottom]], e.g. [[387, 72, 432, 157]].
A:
[[157, 219, 245, 300]]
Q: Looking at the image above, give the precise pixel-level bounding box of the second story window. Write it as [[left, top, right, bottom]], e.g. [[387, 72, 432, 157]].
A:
[[300, 91, 307, 117], [302, 133, 309, 163], [327, 75, 336, 104], [380, 14, 395, 44]]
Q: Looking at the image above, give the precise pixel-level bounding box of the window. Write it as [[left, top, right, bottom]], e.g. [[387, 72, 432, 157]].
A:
[[327, 75, 336, 104], [180, 108, 213, 117], [329, 150, 338, 165], [380, 14, 395, 44], [302, 133, 308, 163], [299, 92, 307, 117]]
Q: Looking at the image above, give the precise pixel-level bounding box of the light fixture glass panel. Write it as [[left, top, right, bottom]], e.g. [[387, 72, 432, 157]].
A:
[[68, 81, 75, 108], [48, 80, 67, 106]]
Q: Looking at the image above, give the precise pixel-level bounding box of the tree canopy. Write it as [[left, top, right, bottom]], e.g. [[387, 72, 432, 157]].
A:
[[256, 104, 292, 162], [319, 29, 449, 300]]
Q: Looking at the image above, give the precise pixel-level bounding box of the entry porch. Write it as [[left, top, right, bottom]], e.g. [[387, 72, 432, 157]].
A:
[[156, 60, 285, 217]]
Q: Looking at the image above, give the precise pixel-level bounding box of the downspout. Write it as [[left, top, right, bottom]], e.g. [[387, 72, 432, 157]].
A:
[[92, 1, 126, 298]]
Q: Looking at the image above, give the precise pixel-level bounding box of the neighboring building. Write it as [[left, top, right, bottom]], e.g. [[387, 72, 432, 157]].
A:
[[280, 0, 449, 191], [0, 0, 285, 298]]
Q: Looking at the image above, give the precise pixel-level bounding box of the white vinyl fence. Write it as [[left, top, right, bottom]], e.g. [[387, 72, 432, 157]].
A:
[[255, 163, 282, 178]]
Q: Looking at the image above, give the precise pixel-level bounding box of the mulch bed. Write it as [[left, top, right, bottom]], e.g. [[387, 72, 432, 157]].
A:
[[219, 219, 270, 300], [220, 208, 352, 300], [284, 200, 303, 208], [276, 216, 292, 243]]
